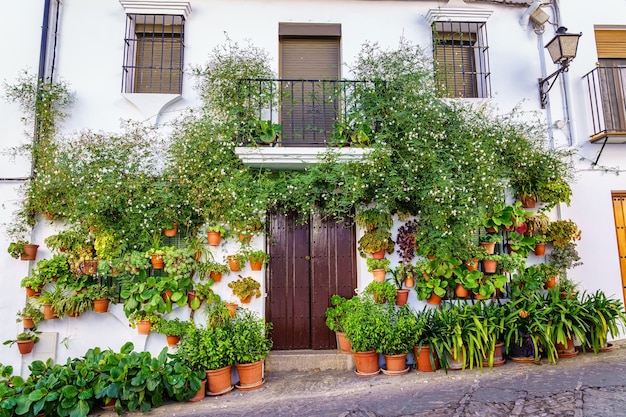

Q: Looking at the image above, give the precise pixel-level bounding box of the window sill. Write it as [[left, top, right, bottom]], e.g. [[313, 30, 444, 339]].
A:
[[234, 147, 372, 170]]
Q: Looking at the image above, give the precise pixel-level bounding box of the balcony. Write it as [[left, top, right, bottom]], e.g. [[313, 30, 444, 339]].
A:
[[234, 79, 378, 169], [583, 66, 626, 144]]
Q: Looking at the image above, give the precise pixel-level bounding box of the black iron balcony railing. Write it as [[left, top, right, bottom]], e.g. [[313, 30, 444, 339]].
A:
[[237, 79, 382, 147], [583, 66, 626, 144]]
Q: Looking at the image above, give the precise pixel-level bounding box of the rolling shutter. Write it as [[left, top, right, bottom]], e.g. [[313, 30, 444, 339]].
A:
[[595, 30, 626, 59]]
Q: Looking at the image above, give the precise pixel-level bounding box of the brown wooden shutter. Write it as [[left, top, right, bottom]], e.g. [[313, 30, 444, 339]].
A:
[[279, 33, 340, 144], [595, 30, 626, 59]]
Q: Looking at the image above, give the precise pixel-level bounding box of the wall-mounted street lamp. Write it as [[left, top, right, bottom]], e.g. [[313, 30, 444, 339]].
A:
[[538, 26, 582, 108]]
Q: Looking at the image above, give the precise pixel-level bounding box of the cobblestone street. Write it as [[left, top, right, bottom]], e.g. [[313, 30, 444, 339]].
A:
[[91, 342, 626, 417]]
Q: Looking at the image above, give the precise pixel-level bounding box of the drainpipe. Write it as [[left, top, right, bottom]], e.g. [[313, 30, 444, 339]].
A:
[[519, 0, 542, 31], [38, 0, 51, 83]]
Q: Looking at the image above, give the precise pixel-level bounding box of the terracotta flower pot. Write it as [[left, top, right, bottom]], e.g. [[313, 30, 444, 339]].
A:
[[239, 295, 252, 304], [455, 284, 470, 298], [465, 258, 479, 271], [336, 331, 352, 353], [137, 320, 152, 335], [352, 350, 380, 375], [372, 268, 386, 282], [81, 259, 98, 275], [166, 335, 181, 347], [482, 259, 498, 274], [534, 243, 546, 256], [384, 353, 408, 372], [94, 298, 110, 313], [404, 276, 415, 287], [225, 303, 238, 318], [371, 249, 386, 260], [395, 289, 410, 306], [206, 365, 232, 395], [520, 193, 536, 208], [427, 293, 442, 305], [479, 242, 496, 255], [545, 276, 557, 289], [413, 344, 439, 372], [207, 231, 222, 246], [20, 244, 39, 261], [25, 286, 40, 298], [236, 360, 264, 389], [43, 303, 57, 320], [228, 256, 241, 272], [188, 379, 206, 402], [164, 223, 178, 237], [482, 341, 506, 367], [22, 317, 35, 329], [17, 340, 35, 355], [210, 271, 223, 283], [249, 260, 263, 271], [150, 254, 164, 269]]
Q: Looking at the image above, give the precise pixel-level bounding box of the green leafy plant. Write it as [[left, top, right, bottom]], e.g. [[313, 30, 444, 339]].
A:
[[128, 310, 162, 329], [479, 233, 502, 243], [176, 323, 235, 371], [508, 232, 536, 258], [377, 305, 418, 356], [153, 318, 192, 338], [342, 295, 387, 352], [228, 275, 261, 302], [325, 295, 356, 333], [363, 281, 397, 304], [547, 220, 582, 248], [366, 257, 391, 273], [355, 208, 393, 231], [7, 241, 27, 259], [16, 303, 44, 327], [246, 249, 269, 267], [358, 228, 395, 258], [230, 308, 273, 363], [3, 329, 41, 347]]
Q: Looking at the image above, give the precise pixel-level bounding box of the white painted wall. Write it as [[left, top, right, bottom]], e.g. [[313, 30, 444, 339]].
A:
[[2, 0, 625, 372]]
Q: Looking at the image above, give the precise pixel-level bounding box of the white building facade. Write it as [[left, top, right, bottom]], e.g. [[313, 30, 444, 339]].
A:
[[1, 0, 625, 373]]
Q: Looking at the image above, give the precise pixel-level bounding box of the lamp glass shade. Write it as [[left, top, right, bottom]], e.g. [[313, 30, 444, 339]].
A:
[[545, 32, 581, 65]]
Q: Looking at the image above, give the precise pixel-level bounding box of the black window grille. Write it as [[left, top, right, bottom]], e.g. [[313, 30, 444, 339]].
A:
[[433, 21, 491, 98], [122, 14, 184, 94]]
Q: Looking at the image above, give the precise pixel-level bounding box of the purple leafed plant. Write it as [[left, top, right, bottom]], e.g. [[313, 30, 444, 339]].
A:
[[396, 219, 418, 264]]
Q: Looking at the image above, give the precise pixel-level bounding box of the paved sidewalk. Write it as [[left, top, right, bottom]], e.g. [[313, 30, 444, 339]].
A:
[[90, 342, 626, 417]]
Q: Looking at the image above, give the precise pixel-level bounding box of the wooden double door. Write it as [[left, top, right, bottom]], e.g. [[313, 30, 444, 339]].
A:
[[266, 211, 356, 350]]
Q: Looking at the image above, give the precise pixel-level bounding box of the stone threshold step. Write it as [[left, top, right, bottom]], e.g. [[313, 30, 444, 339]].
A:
[[265, 350, 354, 372]]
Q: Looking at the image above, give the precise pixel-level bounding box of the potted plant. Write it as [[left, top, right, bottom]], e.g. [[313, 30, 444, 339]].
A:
[[7, 240, 39, 261], [481, 203, 515, 232], [378, 305, 418, 374], [53, 289, 92, 318], [16, 303, 44, 329], [325, 295, 356, 353], [144, 232, 166, 269], [190, 281, 221, 310], [453, 269, 482, 298], [3, 329, 40, 354], [342, 295, 386, 376], [533, 234, 548, 256], [479, 302, 507, 368], [388, 266, 410, 305], [246, 249, 269, 271], [37, 286, 66, 320], [433, 303, 486, 371], [128, 310, 162, 335], [153, 318, 191, 346], [503, 291, 556, 363], [544, 288, 589, 358], [176, 323, 235, 395], [228, 275, 261, 304], [395, 219, 419, 264], [415, 275, 448, 305], [363, 281, 397, 304], [525, 213, 550, 236], [230, 308, 273, 389], [226, 253, 247, 272], [475, 273, 507, 300], [20, 274, 47, 298], [510, 264, 546, 298], [508, 232, 536, 258], [413, 307, 442, 372], [546, 219, 582, 249], [35, 254, 71, 284], [84, 284, 115, 313], [479, 233, 502, 254], [536, 263, 560, 289], [582, 290, 626, 353], [549, 242, 583, 274], [206, 224, 227, 246], [481, 253, 501, 274], [366, 257, 391, 282], [201, 260, 230, 283], [358, 228, 395, 259], [355, 208, 393, 232], [498, 252, 526, 274]]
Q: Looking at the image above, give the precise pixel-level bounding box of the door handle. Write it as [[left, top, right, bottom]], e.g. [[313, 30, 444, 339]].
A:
[[305, 255, 311, 261]]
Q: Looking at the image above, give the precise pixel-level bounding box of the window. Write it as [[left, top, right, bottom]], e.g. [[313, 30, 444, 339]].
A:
[[122, 14, 184, 94], [433, 21, 490, 98]]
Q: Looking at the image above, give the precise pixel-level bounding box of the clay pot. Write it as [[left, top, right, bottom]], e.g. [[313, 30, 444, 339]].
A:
[[413, 344, 439, 372], [205, 365, 232, 395], [249, 260, 263, 271], [371, 249, 386, 260], [352, 350, 380, 375], [427, 293, 442, 305], [210, 271, 223, 283], [372, 269, 386, 282], [166, 335, 180, 347], [17, 340, 35, 355], [207, 231, 222, 246], [480, 242, 496, 255], [20, 244, 39, 261], [384, 353, 408, 372], [336, 331, 352, 353], [534, 243, 546, 256], [482, 259, 498, 274], [395, 289, 410, 306], [188, 379, 206, 402], [455, 284, 470, 298], [94, 299, 110, 313], [236, 360, 264, 389], [150, 255, 164, 269], [225, 303, 238, 318], [137, 320, 152, 335], [228, 256, 241, 272], [164, 223, 178, 237]]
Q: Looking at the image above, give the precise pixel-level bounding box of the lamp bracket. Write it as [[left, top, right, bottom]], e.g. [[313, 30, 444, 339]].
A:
[[538, 64, 569, 108]]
